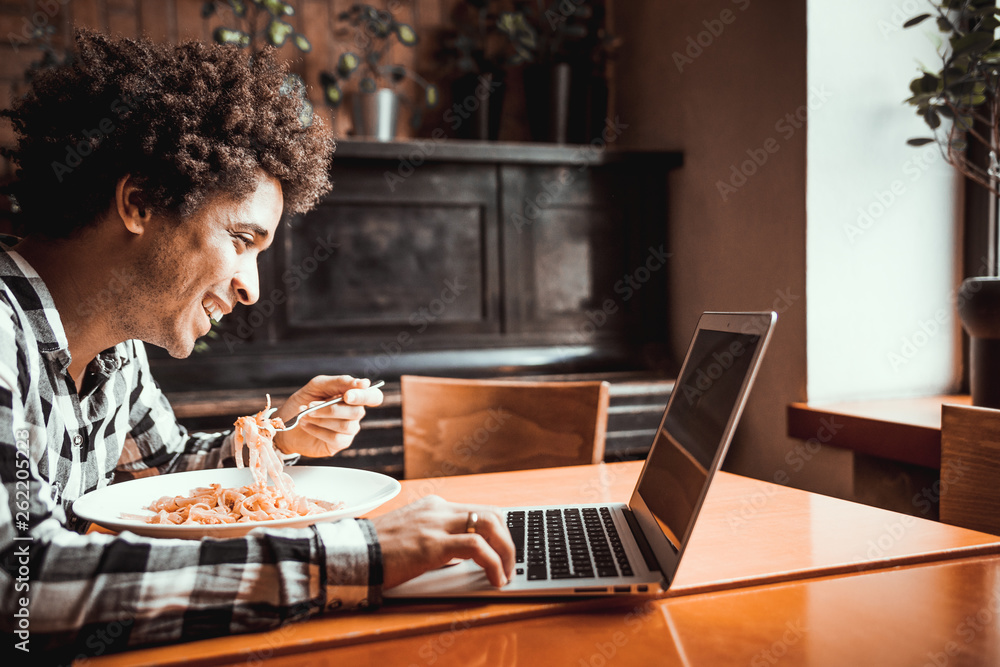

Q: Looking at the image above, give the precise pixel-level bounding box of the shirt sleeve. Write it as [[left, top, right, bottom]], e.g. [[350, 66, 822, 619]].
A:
[[113, 341, 238, 481], [0, 346, 384, 657]]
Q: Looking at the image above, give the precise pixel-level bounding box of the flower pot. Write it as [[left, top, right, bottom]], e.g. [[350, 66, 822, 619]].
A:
[[957, 276, 1000, 408], [523, 63, 609, 144], [352, 88, 399, 141], [450, 71, 506, 140]]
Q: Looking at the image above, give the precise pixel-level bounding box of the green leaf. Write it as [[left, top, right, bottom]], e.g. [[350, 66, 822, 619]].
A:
[[293, 33, 311, 52], [337, 52, 360, 78], [925, 108, 941, 129], [324, 82, 343, 107], [957, 114, 974, 130], [956, 92, 988, 105], [907, 138, 936, 146], [227, 0, 247, 17], [950, 31, 995, 60], [394, 22, 418, 47], [425, 84, 439, 108], [266, 19, 294, 47], [360, 76, 376, 93], [213, 27, 251, 48], [260, 0, 292, 16]]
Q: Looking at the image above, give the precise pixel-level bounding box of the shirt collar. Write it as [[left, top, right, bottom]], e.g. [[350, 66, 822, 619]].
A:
[[0, 236, 130, 375]]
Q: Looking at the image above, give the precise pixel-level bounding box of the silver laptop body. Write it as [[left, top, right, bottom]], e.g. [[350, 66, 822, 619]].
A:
[[386, 311, 778, 598]]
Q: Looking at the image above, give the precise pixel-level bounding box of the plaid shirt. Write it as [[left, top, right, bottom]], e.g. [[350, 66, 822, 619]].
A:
[[0, 241, 382, 657]]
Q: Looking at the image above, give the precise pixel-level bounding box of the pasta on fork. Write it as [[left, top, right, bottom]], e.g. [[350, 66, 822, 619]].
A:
[[139, 397, 342, 525]]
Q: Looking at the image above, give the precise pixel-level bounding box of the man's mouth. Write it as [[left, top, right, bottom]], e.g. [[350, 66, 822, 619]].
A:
[[202, 296, 224, 323]]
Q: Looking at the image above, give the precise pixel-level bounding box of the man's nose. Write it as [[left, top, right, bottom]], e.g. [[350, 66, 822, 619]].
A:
[[232, 261, 260, 305]]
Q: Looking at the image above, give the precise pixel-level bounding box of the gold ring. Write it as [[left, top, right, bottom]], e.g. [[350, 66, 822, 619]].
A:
[[466, 511, 479, 534]]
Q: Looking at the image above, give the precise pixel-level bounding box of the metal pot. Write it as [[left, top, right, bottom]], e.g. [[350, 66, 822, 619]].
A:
[[353, 88, 399, 141]]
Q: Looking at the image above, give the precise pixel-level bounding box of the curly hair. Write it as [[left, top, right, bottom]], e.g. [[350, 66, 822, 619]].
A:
[[0, 29, 333, 239]]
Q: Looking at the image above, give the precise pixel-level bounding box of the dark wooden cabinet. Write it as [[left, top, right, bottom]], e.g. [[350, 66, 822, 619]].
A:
[[150, 140, 682, 475], [150, 140, 682, 391]]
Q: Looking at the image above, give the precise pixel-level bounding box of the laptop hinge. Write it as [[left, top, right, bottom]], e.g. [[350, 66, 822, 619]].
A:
[[621, 507, 660, 572]]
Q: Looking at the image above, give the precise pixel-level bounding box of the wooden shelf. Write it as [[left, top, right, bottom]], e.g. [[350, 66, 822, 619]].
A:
[[332, 138, 684, 167], [786, 395, 972, 469]]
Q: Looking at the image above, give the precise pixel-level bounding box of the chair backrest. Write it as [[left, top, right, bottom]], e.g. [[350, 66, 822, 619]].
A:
[[940, 403, 1000, 535], [401, 375, 611, 479]]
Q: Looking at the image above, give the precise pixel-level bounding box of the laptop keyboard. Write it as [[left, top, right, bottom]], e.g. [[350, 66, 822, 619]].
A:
[[507, 507, 634, 581]]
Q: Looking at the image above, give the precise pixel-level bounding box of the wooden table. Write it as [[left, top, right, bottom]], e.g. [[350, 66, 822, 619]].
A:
[[787, 395, 972, 468], [87, 461, 1000, 666], [261, 553, 1000, 666]]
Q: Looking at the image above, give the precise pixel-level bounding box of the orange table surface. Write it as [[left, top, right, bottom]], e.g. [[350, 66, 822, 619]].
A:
[[267, 553, 1000, 667], [86, 461, 1000, 666]]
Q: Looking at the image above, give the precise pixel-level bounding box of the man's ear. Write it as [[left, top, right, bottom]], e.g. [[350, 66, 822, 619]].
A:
[[115, 174, 152, 235]]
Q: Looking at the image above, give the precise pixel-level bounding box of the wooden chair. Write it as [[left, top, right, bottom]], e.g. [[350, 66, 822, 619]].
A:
[[400, 375, 611, 479], [939, 403, 1000, 535]]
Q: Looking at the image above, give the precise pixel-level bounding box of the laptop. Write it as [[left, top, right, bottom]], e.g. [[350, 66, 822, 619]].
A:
[[385, 311, 778, 598]]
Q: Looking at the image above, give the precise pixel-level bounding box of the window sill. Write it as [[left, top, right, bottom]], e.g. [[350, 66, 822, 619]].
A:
[[786, 395, 972, 469]]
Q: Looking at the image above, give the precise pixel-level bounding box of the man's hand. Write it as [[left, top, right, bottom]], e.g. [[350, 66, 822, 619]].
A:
[[371, 496, 516, 589], [272, 375, 383, 457]]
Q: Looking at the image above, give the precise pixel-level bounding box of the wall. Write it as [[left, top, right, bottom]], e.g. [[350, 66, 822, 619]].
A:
[[806, 1, 961, 404], [0, 0, 522, 175], [615, 0, 853, 499]]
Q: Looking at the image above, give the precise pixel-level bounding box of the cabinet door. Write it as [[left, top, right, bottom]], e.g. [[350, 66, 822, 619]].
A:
[[501, 164, 662, 340], [272, 161, 501, 344]]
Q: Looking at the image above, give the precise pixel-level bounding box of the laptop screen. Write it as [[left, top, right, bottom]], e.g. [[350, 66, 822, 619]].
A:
[[636, 326, 764, 549]]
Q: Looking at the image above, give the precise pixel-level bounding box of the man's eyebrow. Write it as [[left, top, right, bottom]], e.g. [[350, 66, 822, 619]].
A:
[[233, 222, 270, 241]]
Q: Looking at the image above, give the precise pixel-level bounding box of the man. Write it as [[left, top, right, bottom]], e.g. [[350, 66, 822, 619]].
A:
[[0, 30, 513, 657]]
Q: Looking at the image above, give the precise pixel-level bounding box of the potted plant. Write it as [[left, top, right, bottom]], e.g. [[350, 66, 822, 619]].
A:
[[500, 0, 618, 144], [905, 0, 1000, 406], [320, 4, 439, 141], [438, 0, 531, 140], [204, 0, 315, 129]]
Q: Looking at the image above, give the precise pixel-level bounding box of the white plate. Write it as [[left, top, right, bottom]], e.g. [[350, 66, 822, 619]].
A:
[[73, 466, 401, 539]]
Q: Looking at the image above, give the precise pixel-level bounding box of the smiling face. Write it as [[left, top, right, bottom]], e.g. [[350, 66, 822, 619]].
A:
[[123, 172, 283, 358]]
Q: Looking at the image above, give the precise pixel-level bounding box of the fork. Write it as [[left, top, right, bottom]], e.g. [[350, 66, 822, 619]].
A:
[[273, 380, 385, 432]]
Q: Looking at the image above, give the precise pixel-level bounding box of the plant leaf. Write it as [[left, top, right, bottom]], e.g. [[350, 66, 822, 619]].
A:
[[293, 33, 311, 52], [266, 19, 294, 46], [903, 13, 932, 28], [950, 31, 995, 60], [324, 82, 343, 107], [425, 84, 439, 108], [213, 27, 251, 48], [907, 137, 936, 146], [394, 22, 418, 47], [337, 52, 360, 77]]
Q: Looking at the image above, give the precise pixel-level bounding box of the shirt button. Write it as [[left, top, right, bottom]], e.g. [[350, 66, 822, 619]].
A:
[[73, 435, 83, 446]]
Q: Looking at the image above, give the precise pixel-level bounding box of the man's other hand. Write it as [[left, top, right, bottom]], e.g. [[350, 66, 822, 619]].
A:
[[273, 375, 383, 457], [372, 496, 516, 589]]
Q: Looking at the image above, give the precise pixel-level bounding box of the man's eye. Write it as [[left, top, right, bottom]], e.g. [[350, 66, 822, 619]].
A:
[[234, 234, 255, 248]]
